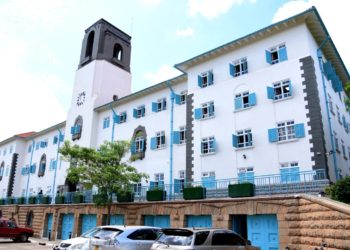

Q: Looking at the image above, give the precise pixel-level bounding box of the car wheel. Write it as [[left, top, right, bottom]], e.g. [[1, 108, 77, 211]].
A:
[[19, 233, 28, 242]]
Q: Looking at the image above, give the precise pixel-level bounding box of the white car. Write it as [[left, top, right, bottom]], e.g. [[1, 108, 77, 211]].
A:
[[54, 226, 122, 250], [83, 225, 161, 250]]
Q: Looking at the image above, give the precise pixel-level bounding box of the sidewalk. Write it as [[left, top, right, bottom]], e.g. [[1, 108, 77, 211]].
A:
[[30, 237, 61, 248]]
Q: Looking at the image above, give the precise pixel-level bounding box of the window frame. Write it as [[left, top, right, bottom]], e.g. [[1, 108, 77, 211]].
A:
[[231, 57, 248, 77], [201, 137, 216, 155], [277, 120, 296, 142], [236, 129, 253, 148]]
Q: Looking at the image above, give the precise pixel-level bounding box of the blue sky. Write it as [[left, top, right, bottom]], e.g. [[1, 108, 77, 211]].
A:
[[0, 0, 349, 141]]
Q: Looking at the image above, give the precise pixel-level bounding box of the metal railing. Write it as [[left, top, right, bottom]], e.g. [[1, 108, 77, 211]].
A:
[[0, 169, 329, 205]]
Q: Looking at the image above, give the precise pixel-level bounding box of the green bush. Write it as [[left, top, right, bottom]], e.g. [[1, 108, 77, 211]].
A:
[[73, 193, 84, 203], [183, 186, 206, 200], [228, 183, 255, 198], [325, 176, 350, 204], [146, 189, 166, 201], [17, 197, 25, 204], [55, 195, 65, 204], [93, 193, 109, 204], [117, 192, 134, 202], [28, 196, 36, 204]]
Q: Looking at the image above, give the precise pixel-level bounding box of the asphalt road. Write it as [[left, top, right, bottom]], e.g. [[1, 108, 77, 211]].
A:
[[0, 239, 56, 250]]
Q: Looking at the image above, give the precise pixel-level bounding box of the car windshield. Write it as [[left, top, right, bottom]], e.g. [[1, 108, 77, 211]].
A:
[[93, 228, 123, 239], [81, 227, 101, 238], [156, 229, 194, 246]]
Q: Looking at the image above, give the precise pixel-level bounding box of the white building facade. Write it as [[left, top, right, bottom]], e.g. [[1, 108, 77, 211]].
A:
[[0, 7, 349, 200]]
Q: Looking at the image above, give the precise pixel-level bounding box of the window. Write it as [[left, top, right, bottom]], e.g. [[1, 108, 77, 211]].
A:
[[268, 121, 305, 143], [280, 162, 300, 183], [267, 79, 292, 100], [152, 98, 166, 112], [201, 137, 216, 154], [336, 106, 342, 124], [85, 31, 94, 58], [49, 159, 57, 171], [229, 57, 248, 77], [150, 173, 164, 189], [265, 43, 287, 65], [198, 71, 213, 88], [9, 146, 13, 154], [71, 115, 83, 141], [53, 135, 58, 144], [179, 126, 186, 144], [201, 171, 215, 189], [133, 105, 145, 119], [194, 231, 210, 245], [30, 163, 36, 174], [174, 170, 185, 193], [21, 165, 29, 176], [103, 116, 110, 129], [175, 90, 187, 105], [127, 229, 159, 241], [334, 131, 339, 152], [195, 101, 215, 120], [134, 136, 144, 153], [134, 183, 142, 195], [212, 230, 246, 246], [328, 95, 335, 115], [40, 139, 48, 148], [341, 140, 346, 158], [238, 167, 254, 183], [119, 111, 127, 123], [38, 154, 46, 177], [0, 162, 4, 181], [113, 43, 123, 61], [232, 129, 252, 148], [2, 148, 6, 156], [151, 131, 165, 150], [234, 92, 256, 110], [323, 61, 343, 92]]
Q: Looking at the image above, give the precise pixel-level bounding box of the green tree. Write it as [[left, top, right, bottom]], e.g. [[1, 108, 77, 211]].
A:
[[344, 82, 350, 111], [60, 140, 148, 224], [325, 176, 350, 204]]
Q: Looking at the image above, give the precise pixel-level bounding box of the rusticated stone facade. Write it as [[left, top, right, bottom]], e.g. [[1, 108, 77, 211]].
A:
[[0, 195, 349, 249]]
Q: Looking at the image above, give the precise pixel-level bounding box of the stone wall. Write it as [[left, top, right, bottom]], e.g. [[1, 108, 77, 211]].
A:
[[0, 195, 349, 249]]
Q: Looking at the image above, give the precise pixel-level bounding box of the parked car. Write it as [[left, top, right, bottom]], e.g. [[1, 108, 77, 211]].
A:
[[54, 226, 122, 250], [0, 218, 34, 242], [83, 225, 161, 250], [150, 228, 260, 250]]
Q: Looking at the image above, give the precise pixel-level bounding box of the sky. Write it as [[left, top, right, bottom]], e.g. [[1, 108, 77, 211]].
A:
[[0, 0, 349, 141]]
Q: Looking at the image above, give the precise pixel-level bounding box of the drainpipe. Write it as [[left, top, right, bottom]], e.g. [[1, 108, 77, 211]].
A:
[[25, 140, 35, 200], [317, 36, 339, 181], [52, 128, 63, 203], [109, 104, 117, 142], [166, 81, 175, 200]]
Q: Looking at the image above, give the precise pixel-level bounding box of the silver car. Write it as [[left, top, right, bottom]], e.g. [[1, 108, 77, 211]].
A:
[[150, 228, 260, 250], [84, 225, 161, 250]]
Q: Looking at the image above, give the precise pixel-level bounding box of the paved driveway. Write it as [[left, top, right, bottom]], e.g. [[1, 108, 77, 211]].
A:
[[0, 239, 56, 250]]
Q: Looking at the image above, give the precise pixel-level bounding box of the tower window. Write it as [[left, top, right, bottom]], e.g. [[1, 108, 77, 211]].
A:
[[113, 44, 123, 61], [71, 116, 83, 141], [85, 31, 95, 58], [38, 154, 46, 177]]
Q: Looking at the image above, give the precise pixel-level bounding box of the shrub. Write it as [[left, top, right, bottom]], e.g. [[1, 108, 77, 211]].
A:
[[325, 176, 350, 204]]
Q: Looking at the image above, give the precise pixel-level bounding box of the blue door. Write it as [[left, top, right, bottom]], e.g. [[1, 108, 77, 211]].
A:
[[144, 215, 170, 227], [186, 215, 212, 228], [61, 214, 74, 240], [109, 215, 124, 225], [45, 213, 53, 238], [81, 214, 97, 234], [247, 214, 278, 250]]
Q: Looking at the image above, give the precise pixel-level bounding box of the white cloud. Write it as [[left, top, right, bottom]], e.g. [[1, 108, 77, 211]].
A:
[[143, 65, 182, 86], [188, 0, 256, 19], [141, 0, 163, 6], [272, 0, 350, 72], [176, 27, 195, 37]]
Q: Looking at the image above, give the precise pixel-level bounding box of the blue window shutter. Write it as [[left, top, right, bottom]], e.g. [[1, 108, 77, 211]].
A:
[[249, 93, 256, 106], [212, 138, 217, 152], [295, 123, 305, 138], [70, 126, 75, 134], [133, 108, 137, 118], [268, 128, 278, 142], [40, 141, 44, 148], [149, 181, 155, 190], [150, 137, 157, 150], [174, 179, 180, 193], [332, 75, 343, 92], [229, 63, 235, 77], [130, 141, 136, 154], [59, 134, 64, 142], [232, 134, 238, 148], [158, 180, 164, 189], [141, 106, 145, 117], [234, 97, 242, 110], [175, 94, 181, 105], [323, 61, 333, 80], [21, 168, 24, 175], [140, 139, 145, 150], [53, 136, 58, 144], [265, 50, 272, 64], [342, 116, 346, 129], [197, 75, 203, 88], [278, 46, 288, 61], [246, 172, 254, 183], [113, 114, 120, 124], [267, 86, 275, 100], [162, 99, 167, 110], [208, 71, 213, 85], [173, 131, 180, 144], [194, 108, 202, 120], [152, 102, 158, 112], [280, 168, 289, 183]]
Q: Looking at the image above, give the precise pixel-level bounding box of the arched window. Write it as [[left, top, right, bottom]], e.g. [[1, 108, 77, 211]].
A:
[[113, 44, 123, 61], [72, 116, 83, 141], [85, 31, 95, 58], [0, 162, 4, 181], [25, 210, 34, 227], [38, 154, 46, 177]]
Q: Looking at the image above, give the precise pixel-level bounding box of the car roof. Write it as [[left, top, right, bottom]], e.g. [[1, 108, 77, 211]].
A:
[[99, 225, 160, 230]]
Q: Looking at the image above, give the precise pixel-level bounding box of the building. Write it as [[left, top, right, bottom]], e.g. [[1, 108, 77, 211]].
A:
[[0, 6, 349, 249]]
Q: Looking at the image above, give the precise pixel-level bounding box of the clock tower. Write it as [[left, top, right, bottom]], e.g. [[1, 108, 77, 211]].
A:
[[65, 19, 132, 147]]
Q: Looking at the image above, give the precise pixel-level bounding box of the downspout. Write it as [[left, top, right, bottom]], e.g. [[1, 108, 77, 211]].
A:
[[52, 128, 62, 203], [166, 81, 175, 200], [109, 104, 117, 142], [317, 36, 339, 181], [25, 139, 35, 200]]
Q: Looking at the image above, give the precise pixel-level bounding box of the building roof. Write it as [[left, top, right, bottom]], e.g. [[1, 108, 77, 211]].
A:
[[175, 6, 349, 85]]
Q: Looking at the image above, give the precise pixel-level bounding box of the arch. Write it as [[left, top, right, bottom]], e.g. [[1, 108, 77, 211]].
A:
[[113, 43, 123, 61], [72, 116, 83, 141], [25, 210, 34, 227], [38, 154, 46, 177], [85, 31, 95, 58], [0, 161, 4, 181]]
